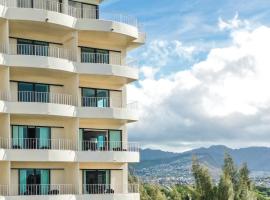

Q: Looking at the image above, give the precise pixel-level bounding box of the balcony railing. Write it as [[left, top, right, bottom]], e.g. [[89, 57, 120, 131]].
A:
[[81, 97, 110, 108], [0, 44, 137, 67], [80, 141, 140, 152], [0, 138, 73, 150], [8, 43, 76, 61], [0, 92, 138, 112], [81, 52, 121, 65], [0, 184, 76, 196], [0, 138, 140, 152], [16, 91, 77, 106], [0, 0, 140, 28], [0, 184, 139, 196], [82, 184, 139, 194]]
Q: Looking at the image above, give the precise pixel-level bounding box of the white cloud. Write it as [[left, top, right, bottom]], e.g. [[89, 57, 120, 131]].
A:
[[218, 13, 250, 31], [140, 40, 196, 68], [128, 26, 270, 152]]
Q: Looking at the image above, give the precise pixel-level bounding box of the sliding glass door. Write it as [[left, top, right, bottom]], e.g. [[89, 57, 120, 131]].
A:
[[17, 39, 49, 56], [81, 47, 109, 64], [12, 125, 51, 149], [68, 0, 99, 19], [82, 88, 109, 107], [83, 170, 110, 194], [19, 169, 50, 195], [18, 82, 49, 103], [109, 130, 122, 150], [79, 129, 122, 151], [79, 129, 107, 151]]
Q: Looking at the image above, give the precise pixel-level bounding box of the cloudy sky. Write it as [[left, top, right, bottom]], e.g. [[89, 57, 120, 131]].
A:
[[102, 0, 270, 152]]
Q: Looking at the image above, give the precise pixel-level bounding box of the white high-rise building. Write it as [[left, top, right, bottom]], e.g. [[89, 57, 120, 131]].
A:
[[0, 0, 145, 199]]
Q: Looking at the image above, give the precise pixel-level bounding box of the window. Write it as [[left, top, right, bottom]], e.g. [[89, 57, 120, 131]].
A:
[[81, 47, 109, 64], [68, 0, 99, 19], [109, 130, 122, 150], [12, 125, 51, 149], [79, 129, 122, 151], [81, 88, 109, 107], [18, 82, 49, 103], [17, 39, 49, 56], [83, 170, 110, 194], [19, 169, 50, 195]]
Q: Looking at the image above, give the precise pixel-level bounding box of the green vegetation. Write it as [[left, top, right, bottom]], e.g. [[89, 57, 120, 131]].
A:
[[131, 153, 270, 200]]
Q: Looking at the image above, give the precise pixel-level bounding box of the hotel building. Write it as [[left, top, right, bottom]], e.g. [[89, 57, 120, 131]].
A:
[[0, 0, 145, 199]]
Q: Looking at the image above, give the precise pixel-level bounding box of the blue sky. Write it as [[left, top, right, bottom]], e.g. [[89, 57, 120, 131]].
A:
[[102, 0, 270, 76], [101, 0, 270, 152]]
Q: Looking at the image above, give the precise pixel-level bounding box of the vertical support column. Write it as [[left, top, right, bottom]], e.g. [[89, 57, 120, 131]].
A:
[[0, 19, 9, 53], [0, 114, 10, 148], [0, 67, 10, 94], [64, 163, 80, 194], [122, 86, 127, 108], [122, 163, 128, 193], [65, 117, 79, 150]]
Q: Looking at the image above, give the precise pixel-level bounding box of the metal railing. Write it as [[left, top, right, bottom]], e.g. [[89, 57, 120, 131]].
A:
[[0, 91, 9, 101], [126, 102, 138, 111], [80, 141, 140, 152], [15, 91, 77, 106], [81, 97, 110, 108], [8, 43, 76, 61], [0, 138, 74, 150], [0, 184, 76, 196], [0, 44, 137, 67], [0, 138, 140, 152], [0, 0, 140, 28], [0, 0, 63, 13], [83, 184, 114, 194], [0, 184, 139, 196], [81, 52, 121, 65], [128, 184, 140, 193]]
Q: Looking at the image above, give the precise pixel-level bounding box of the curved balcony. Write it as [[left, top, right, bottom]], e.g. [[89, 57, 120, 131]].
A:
[[0, 138, 140, 162], [0, 91, 138, 121], [0, 44, 139, 82], [0, 184, 140, 200], [0, 0, 145, 42]]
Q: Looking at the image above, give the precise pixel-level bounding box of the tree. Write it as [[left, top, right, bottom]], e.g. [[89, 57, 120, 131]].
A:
[[192, 156, 215, 200], [223, 153, 238, 188], [237, 163, 257, 200], [218, 174, 234, 200], [169, 187, 182, 200]]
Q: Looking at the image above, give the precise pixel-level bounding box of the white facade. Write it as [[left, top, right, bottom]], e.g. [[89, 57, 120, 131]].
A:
[[0, 0, 144, 199]]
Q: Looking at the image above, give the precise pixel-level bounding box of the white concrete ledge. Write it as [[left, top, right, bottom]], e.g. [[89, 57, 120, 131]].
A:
[[0, 149, 140, 163], [0, 101, 138, 122], [1, 194, 140, 200], [1, 8, 140, 41], [0, 54, 138, 83]]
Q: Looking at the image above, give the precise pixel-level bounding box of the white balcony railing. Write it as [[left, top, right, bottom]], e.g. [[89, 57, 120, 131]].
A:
[[0, 92, 138, 112], [80, 141, 140, 152], [0, 184, 139, 196], [0, 138, 140, 152], [0, 44, 137, 67], [0, 184, 76, 196], [81, 97, 110, 108], [7, 43, 76, 61], [82, 184, 139, 194], [15, 91, 77, 106], [0, 0, 140, 28], [0, 138, 74, 150], [81, 52, 121, 65], [128, 184, 140, 193]]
